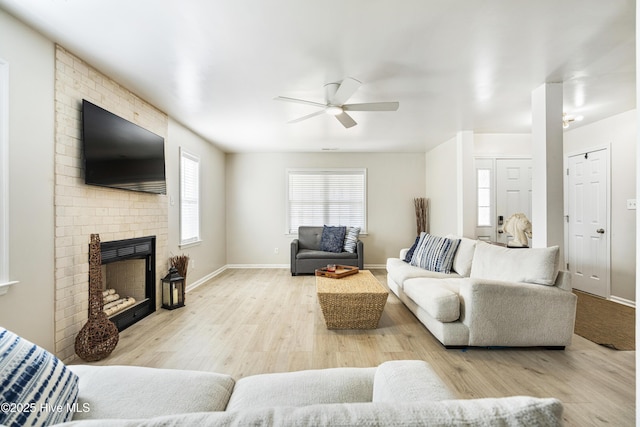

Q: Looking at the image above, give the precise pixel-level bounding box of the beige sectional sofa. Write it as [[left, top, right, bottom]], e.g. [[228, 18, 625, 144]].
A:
[[386, 237, 577, 348], [58, 360, 564, 426]]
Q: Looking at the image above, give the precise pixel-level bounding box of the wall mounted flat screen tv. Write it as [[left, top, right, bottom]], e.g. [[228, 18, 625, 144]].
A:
[[82, 99, 166, 195]]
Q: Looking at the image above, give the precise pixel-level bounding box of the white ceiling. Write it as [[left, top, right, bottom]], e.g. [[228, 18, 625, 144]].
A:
[[0, 0, 635, 153]]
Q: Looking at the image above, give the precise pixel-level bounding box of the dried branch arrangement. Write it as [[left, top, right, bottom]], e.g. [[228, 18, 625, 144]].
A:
[[414, 197, 429, 235], [170, 254, 190, 302]]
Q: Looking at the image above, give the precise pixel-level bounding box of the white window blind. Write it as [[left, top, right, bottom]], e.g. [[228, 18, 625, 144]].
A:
[[286, 169, 367, 234], [180, 149, 200, 245]]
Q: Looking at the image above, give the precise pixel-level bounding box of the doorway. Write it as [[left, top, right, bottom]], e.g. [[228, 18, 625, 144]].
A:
[[474, 158, 532, 243], [566, 148, 610, 298], [495, 159, 532, 245]]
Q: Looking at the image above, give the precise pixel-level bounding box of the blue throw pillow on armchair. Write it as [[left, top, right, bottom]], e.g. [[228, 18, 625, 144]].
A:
[[320, 226, 346, 253]]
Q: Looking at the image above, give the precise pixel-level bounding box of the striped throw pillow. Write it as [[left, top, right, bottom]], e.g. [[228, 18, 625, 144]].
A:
[[343, 227, 361, 253], [410, 234, 461, 274], [0, 328, 79, 427]]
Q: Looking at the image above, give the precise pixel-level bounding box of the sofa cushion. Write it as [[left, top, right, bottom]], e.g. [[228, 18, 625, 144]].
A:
[[298, 226, 323, 250], [373, 360, 454, 403], [446, 235, 477, 277], [56, 398, 563, 427], [470, 241, 559, 286], [67, 365, 234, 420], [403, 279, 460, 322], [296, 249, 358, 260], [226, 367, 375, 411], [387, 258, 461, 289], [320, 225, 347, 253], [0, 328, 79, 427], [410, 234, 461, 274], [343, 226, 361, 253]]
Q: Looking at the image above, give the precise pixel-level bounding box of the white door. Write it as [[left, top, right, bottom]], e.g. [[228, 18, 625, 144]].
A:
[[495, 159, 532, 245], [567, 149, 609, 297]]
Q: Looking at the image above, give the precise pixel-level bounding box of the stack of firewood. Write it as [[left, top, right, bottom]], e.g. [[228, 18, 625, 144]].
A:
[[102, 289, 136, 317]]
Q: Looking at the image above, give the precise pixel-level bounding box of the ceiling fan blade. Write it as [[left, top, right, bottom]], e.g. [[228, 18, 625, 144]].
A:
[[343, 102, 399, 112], [273, 96, 327, 108], [287, 109, 327, 124], [330, 77, 362, 105], [335, 112, 357, 128]]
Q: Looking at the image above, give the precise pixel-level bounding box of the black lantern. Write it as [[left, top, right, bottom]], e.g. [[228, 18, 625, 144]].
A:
[[162, 267, 185, 310]]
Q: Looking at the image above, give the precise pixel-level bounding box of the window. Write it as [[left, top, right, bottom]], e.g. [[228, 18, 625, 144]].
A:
[[0, 58, 17, 295], [180, 149, 200, 246], [286, 168, 367, 234], [477, 168, 492, 226]]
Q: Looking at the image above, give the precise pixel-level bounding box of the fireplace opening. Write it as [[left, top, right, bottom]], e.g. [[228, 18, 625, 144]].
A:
[[99, 236, 156, 331]]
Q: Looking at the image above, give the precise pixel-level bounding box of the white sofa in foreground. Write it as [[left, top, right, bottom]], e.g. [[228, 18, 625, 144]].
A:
[[62, 360, 562, 427], [0, 328, 564, 426], [386, 237, 577, 349], [61, 360, 564, 426]]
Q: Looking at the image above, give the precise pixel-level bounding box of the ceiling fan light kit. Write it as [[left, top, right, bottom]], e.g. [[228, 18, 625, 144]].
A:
[[274, 77, 399, 128], [325, 105, 344, 116]]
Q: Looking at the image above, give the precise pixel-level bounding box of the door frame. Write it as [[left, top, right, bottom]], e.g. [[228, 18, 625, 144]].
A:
[[563, 144, 611, 297]]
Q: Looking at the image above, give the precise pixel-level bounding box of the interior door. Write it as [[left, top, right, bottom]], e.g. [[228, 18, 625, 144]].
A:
[[567, 149, 609, 297], [495, 159, 532, 245]]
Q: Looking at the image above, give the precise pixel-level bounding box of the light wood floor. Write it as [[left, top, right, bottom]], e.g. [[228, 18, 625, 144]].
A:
[[79, 268, 635, 426]]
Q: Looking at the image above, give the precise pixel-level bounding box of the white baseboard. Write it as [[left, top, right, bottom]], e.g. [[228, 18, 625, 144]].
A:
[[185, 265, 227, 293], [609, 295, 636, 308], [225, 264, 290, 269]]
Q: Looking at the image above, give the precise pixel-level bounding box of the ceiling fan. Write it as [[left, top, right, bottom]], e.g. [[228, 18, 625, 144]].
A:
[[274, 77, 399, 128]]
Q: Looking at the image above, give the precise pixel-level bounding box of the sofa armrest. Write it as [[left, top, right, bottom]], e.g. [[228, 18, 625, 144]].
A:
[[458, 279, 577, 347], [555, 270, 571, 291], [290, 239, 300, 275]]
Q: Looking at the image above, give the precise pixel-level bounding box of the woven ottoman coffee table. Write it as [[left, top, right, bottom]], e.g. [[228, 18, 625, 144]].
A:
[[316, 270, 388, 329]]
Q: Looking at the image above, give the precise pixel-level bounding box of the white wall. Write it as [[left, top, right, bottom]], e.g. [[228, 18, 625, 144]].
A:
[[564, 109, 637, 302], [474, 134, 531, 157], [166, 119, 227, 283], [0, 9, 56, 351], [425, 136, 458, 236], [225, 152, 425, 265]]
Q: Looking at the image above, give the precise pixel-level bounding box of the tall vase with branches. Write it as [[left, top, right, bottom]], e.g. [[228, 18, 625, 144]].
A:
[[414, 197, 429, 235]]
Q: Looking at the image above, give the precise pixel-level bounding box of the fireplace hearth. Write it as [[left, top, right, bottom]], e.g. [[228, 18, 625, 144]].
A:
[[100, 236, 156, 331]]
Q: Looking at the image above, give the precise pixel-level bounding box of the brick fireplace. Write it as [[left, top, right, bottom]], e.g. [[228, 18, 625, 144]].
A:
[[54, 45, 168, 362]]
